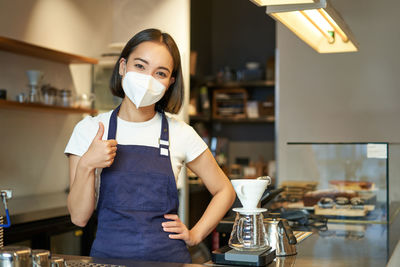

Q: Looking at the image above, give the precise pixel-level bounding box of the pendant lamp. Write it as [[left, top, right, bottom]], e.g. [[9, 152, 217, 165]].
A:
[[250, 0, 320, 6], [251, 0, 359, 53]]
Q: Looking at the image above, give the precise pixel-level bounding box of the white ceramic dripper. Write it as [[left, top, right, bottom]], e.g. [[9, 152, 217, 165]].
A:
[[231, 178, 270, 210], [26, 70, 43, 86], [26, 70, 43, 103]]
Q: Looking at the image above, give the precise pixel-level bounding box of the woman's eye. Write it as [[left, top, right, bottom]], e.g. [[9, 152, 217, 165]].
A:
[[134, 64, 145, 70], [156, 71, 167, 78]]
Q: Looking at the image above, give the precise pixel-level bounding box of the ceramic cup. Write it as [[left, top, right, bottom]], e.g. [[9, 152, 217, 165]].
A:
[[231, 179, 270, 209]]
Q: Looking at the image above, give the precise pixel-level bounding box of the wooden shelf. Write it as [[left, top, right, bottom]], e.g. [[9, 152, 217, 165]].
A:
[[0, 36, 98, 64], [206, 80, 275, 88], [189, 115, 211, 122], [189, 115, 275, 123], [0, 99, 97, 115], [213, 116, 275, 123]]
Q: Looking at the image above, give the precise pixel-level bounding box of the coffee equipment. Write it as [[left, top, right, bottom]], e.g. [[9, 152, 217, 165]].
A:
[[264, 214, 297, 256], [0, 246, 32, 267], [229, 211, 269, 251], [228, 178, 270, 251], [26, 70, 43, 103], [0, 246, 67, 267], [212, 177, 276, 266], [49, 257, 66, 267], [32, 249, 51, 267], [0, 190, 12, 248]]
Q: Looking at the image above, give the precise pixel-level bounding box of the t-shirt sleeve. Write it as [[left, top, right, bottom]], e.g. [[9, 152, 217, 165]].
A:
[[64, 116, 100, 157], [183, 125, 208, 163]]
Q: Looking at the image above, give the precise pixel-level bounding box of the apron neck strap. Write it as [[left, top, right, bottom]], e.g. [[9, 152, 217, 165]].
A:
[[160, 111, 169, 143], [159, 112, 170, 157], [107, 105, 121, 140]]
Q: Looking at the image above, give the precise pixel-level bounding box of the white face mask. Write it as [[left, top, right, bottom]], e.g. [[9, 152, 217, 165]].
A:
[[122, 71, 167, 108]]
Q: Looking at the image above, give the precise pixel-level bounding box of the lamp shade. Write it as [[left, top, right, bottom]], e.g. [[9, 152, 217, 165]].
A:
[[250, 0, 319, 6], [251, 0, 359, 53]]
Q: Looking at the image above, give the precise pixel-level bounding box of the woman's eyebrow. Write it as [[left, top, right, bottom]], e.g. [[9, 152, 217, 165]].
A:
[[133, 57, 171, 73], [158, 66, 171, 73], [133, 57, 148, 64]]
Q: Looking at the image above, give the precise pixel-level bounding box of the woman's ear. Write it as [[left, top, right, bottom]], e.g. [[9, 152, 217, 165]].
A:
[[119, 58, 126, 77], [168, 77, 175, 88]]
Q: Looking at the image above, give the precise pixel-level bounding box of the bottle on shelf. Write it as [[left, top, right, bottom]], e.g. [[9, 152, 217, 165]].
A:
[[199, 86, 210, 117]]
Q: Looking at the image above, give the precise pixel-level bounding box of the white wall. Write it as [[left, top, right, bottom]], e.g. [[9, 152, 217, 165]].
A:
[[0, 0, 113, 197], [0, 0, 190, 198], [276, 0, 400, 201], [0, 0, 113, 101]]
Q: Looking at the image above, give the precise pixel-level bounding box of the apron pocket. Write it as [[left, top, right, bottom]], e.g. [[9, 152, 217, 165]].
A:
[[100, 170, 168, 212]]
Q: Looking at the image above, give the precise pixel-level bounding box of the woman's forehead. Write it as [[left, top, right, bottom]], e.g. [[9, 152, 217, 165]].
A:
[[128, 41, 173, 68]]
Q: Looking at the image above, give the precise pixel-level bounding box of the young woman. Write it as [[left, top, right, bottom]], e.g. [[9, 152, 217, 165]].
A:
[[65, 28, 235, 263]]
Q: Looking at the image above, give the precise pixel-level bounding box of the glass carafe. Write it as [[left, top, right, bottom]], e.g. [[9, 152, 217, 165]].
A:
[[228, 211, 269, 251], [28, 85, 41, 103]]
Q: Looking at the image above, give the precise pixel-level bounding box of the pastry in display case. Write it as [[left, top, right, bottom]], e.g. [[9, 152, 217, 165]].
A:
[[303, 189, 358, 207], [280, 181, 318, 203], [329, 180, 375, 191], [280, 142, 396, 222]]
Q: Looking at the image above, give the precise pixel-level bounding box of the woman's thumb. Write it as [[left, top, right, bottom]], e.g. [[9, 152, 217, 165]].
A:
[[95, 122, 105, 140]]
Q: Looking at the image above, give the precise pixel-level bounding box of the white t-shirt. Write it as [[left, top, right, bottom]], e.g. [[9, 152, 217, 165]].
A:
[[65, 110, 208, 185]]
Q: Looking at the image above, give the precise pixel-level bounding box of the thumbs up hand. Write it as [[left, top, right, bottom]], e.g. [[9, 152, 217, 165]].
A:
[[81, 122, 118, 169]]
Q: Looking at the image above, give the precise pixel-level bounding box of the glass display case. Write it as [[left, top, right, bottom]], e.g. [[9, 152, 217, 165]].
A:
[[279, 142, 400, 223]]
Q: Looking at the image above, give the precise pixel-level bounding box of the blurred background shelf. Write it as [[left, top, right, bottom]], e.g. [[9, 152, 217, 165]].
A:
[[189, 115, 275, 123], [189, 115, 211, 122], [206, 80, 275, 88], [0, 99, 97, 115], [0, 36, 98, 64], [213, 117, 275, 123]]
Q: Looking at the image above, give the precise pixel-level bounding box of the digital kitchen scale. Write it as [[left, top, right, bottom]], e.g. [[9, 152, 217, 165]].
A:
[[212, 245, 276, 266]]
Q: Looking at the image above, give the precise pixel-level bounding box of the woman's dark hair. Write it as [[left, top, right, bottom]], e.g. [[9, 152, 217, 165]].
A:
[[110, 28, 183, 114]]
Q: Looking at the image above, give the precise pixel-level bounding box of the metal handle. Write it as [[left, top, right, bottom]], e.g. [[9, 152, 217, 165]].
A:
[[0, 191, 11, 228], [282, 220, 297, 245], [260, 188, 284, 208], [256, 176, 272, 185]]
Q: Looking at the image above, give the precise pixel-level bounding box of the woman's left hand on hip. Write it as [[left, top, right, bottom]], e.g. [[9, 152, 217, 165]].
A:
[[162, 214, 198, 246]]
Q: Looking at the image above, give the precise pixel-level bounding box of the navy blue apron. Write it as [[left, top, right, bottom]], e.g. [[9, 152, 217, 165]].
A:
[[90, 105, 191, 263]]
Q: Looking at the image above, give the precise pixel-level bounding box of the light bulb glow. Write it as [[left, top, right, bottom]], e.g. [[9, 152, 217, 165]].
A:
[[254, 0, 316, 5], [318, 9, 349, 42], [300, 9, 335, 43]]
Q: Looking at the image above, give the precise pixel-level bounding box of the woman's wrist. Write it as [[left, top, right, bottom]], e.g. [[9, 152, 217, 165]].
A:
[[78, 154, 96, 173], [188, 228, 202, 246]]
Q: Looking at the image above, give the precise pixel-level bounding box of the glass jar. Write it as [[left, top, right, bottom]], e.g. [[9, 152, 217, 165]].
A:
[[41, 85, 58, 105], [75, 93, 95, 109], [58, 89, 72, 107]]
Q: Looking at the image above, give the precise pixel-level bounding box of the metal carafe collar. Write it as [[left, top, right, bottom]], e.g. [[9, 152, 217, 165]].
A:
[[0, 246, 32, 267], [32, 249, 51, 267]]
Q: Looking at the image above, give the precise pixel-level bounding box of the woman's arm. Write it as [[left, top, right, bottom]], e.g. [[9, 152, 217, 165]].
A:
[[67, 122, 117, 227], [163, 148, 236, 246], [67, 155, 96, 227]]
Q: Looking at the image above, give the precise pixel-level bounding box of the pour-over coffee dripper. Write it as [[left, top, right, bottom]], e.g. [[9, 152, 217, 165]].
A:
[[231, 178, 270, 211], [26, 70, 43, 86], [26, 70, 43, 103], [228, 178, 271, 251]]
